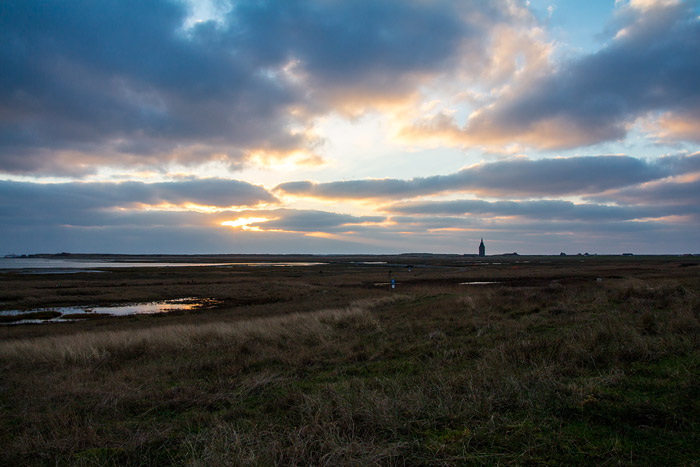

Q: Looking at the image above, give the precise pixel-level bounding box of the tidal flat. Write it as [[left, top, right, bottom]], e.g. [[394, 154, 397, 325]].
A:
[[1, 254, 699, 465]]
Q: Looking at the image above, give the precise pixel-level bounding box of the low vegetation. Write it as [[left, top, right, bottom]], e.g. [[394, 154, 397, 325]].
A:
[[1, 256, 699, 465]]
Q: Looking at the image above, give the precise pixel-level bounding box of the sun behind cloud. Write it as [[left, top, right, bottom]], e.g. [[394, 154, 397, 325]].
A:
[[221, 217, 274, 231]]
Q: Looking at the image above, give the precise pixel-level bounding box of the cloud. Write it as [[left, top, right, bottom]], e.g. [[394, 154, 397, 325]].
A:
[[404, 0, 700, 149], [0, 179, 382, 237], [0, 0, 306, 174], [0, 0, 531, 175], [582, 151, 700, 207], [385, 199, 688, 222], [0, 187, 389, 253], [0, 221, 388, 255], [1, 1, 697, 256], [218, 209, 384, 233], [275, 155, 672, 200], [651, 111, 700, 144], [588, 177, 700, 208], [1, 178, 697, 255], [0, 179, 277, 220]]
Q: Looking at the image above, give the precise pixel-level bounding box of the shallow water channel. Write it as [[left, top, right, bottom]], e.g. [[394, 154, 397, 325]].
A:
[[0, 258, 326, 273], [0, 298, 218, 325]]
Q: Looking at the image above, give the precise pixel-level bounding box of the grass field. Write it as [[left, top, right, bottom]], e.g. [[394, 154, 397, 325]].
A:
[[1, 255, 699, 465]]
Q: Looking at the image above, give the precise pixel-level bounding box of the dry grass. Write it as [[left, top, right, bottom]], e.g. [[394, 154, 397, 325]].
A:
[[0, 296, 401, 366], [1, 257, 699, 465]]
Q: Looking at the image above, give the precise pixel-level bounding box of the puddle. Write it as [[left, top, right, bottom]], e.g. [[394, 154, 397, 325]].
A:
[[460, 281, 501, 285], [226, 262, 325, 267], [0, 298, 219, 325]]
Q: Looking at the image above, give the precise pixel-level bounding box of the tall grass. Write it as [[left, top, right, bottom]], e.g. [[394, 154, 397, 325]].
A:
[[0, 296, 402, 366]]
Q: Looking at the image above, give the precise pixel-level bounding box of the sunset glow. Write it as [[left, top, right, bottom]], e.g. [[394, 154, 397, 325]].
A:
[[221, 217, 273, 231]]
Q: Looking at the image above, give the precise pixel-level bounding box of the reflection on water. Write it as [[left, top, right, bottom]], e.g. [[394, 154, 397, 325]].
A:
[[17, 269, 108, 275], [459, 281, 501, 285], [0, 258, 326, 271], [0, 298, 219, 325], [0, 258, 231, 270]]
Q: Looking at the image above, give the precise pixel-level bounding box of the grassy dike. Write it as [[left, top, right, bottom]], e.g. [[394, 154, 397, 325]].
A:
[[1, 258, 699, 465]]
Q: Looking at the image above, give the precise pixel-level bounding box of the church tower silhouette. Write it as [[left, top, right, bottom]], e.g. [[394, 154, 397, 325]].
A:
[[479, 238, 485, 257]]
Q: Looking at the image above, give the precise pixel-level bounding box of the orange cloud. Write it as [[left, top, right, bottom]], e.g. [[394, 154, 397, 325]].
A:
[[652, 112, 700, 144], [400, 111, 629, 151]]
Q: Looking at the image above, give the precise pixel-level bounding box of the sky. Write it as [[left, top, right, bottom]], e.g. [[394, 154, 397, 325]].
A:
[[1, 0, 699, 255]]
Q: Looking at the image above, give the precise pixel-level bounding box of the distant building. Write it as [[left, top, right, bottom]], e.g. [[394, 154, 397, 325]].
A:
[[478, 238, 485, 257]]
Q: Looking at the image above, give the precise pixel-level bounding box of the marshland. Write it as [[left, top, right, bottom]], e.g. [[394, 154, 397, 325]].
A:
[[1, 254, 699, 465]]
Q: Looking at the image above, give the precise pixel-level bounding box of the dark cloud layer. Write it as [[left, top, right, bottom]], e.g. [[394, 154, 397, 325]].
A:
[[385, 199, 685, 222], [276, 154, 682, 200], [0, 183, 388, 253], [0, 178, 378, 232], [1, 176, 697, 254], [0, 0, 518, 174], [0, 0, 298, 173], [0, 178, 276, 218], [231, 0, 477, 98], [589, 178, 700, 208]]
